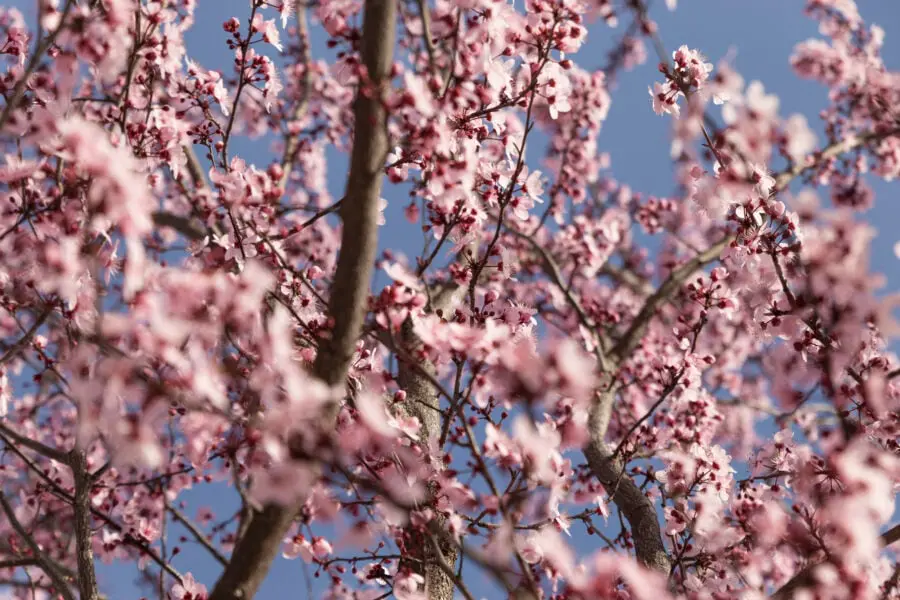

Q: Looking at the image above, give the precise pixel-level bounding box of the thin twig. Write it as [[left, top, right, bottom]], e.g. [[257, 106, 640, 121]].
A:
[[165, 500, 228, 566]]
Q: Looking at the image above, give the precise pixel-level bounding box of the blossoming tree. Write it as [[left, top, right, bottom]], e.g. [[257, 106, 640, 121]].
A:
[[0, 0, 898, 598]]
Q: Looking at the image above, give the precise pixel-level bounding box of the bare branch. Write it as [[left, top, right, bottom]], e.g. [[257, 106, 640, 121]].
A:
[[151, 211, 207, 241], [278, 0, 314, 190], [0, 493, 76, 600], [415, 0, 437, 68], [165, 500, 228, 567], [0, 558, 46, 569], [0, 423, 70, 464]]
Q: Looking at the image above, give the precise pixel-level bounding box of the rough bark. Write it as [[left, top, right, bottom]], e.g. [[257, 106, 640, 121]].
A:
[[72, 450, 100, 600], [583, 405, 670, 573], [579, 236, 729, 575], [395, 284, 466, 600], [207, 0, 396, 597]]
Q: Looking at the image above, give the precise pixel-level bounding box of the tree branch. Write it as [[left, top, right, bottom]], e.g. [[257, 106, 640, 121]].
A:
[[772, 126, 900, 192], [0, 429, 183, 584], [278, 0, 314, 190], [182, 144, 209, 191], [502, 224, 612, 371], [0, 422, 70, 464], [611, 237, 729, 363], [151, 211, 207, 241], [310, 0, 395, 394], [415, 0, 437, 69], [578, 238, 728, 574], [583, 405, 670, 573], [165, 500, 228, 567], [71, 449, 99, 600], [0, 493, 76, 600], [206, 0, 396, 597]]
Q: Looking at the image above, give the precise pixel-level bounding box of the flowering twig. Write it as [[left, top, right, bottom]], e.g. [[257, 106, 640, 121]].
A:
[[770, 523, 900, 599]]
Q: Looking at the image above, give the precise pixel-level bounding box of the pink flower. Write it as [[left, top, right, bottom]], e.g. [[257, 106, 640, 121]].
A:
[[0, 155, 42, 183], [0, 370, 10, 418], [354, 390, 396, 438], [783, 114, 817, 163], [171, 573, 207, 600], [393, 572, 425, 600], [650, 82, 680, 117], [549, 339, 596, 401], [252, 14, 283, 52], [283, 534, 333, 563], [275, 0, 294, 27], [250, 461, 318, 506]]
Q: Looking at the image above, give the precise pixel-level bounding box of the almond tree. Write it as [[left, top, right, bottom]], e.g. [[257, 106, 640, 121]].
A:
[[0, 0, 898, 599]]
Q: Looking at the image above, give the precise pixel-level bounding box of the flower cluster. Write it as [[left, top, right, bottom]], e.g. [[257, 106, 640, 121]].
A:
[[0, 0, 898, 600]]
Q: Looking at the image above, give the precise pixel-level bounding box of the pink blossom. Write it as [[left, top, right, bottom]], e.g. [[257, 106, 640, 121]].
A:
[[783, 114, 818, 163], [250, 461, 318, 506], [393, 572, 425, 600], [283, 534, 333, 563], [171, 573, 207, 600], [252, 14, 283, 52]]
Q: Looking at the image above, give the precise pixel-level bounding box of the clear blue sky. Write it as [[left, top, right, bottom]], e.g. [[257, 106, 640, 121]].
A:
[[4, 0, 900, 598]]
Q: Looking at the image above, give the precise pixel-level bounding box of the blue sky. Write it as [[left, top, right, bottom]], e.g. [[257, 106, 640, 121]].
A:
[[3, 0, 900, 598]]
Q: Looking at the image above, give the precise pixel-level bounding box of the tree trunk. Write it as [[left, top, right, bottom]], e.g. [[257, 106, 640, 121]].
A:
[[207, 0, 396, 596]]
